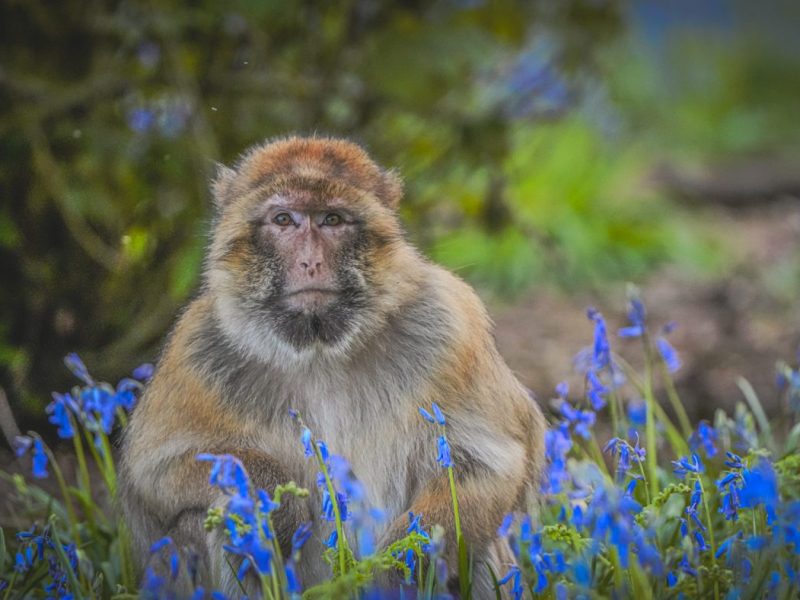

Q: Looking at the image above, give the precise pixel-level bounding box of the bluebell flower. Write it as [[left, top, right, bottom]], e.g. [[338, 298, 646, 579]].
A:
[[689, 420, 718, 458], [543, 424, 572, 494], [498, 565, 523, 600], [436, 435, 453, 468], [431, 402, 446, 425], [627, 401, 646, 427], [31, 439, 49, 479], [418, 407, 435, 423], [13, 435, 32, 458], [560, 400, 596, 440], [555, 381, 569, 398], [114, 384, 137, 411], [586, 370, 608, 410], [291, 522, 312, 554], [197, 453, 250, 497], [128, 107, 156, 133], [285, 560, 301, 594], [133, 362, 155, 381], [149, 537, 182, 581], [657, 337, 681, 373], [619, 297, 646, 338], [678, 553, 698, 577], [560, 401, 595, 439], [573, 559, 591, 586], [498, 513, 514, 537], [403, 548, 415, 583], [672, 454, 704, 479], [236, 557, 251, 581], [324, 530, 338, 549], [301, 428, 314, 457], [46, 393, 75, 439], [739, 459, 779, 523], [694, 530, 709, 552], [603, 436, 644, 481], [64, 352, 92, 384], [587, 308, 611, 371], [407, 511, 430, 543], [725, 452, 745, 470]]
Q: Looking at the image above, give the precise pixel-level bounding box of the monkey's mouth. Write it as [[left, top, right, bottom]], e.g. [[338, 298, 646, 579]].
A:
[[282, 287, 339, 311], [284, 287, 338, 298]]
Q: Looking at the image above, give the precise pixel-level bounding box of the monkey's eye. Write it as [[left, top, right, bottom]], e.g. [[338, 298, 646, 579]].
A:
[[323, 213, 343, 226], [273, 213, 294, 227]]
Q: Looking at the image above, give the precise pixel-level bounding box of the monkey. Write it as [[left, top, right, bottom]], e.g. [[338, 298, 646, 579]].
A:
[[118, 136, 545, 597]]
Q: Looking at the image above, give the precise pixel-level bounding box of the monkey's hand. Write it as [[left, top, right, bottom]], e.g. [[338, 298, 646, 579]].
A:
[[377, 437, 527, 597]]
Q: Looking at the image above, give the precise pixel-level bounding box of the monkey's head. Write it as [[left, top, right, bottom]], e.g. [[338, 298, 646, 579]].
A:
[[207, 136, 414, 362]]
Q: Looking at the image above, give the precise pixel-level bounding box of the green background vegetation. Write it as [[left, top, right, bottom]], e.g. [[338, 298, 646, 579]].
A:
[[1, 0, 799, 417]]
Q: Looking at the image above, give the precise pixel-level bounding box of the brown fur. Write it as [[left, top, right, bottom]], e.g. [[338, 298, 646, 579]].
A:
[[119, 136, 545, 598]]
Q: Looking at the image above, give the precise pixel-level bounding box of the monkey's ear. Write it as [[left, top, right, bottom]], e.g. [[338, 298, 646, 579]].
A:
[[379, 169, 404, 210], [211, 163, 238, 211]]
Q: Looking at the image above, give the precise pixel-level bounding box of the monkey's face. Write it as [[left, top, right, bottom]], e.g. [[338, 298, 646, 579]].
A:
[[249, 190, 374, 348], [207, 137, 407, 360]]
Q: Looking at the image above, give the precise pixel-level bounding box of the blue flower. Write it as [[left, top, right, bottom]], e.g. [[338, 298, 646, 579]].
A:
[[672, 454, 704, 479], [559, 400, 595, 439], [498, 513, 514, 538], [739, 459, 779, 523], [436, 435, 453, 468], [285, 560, 301, 593], [419, 402, 447, 425], [587, 308, 611, 371], [133, 362, 155, 381], [586, 370, 608, 410], [603, 436, 644, 480], [543, 424, 572, 494], [197, 453, 250, 497], [555, 381, 569, 398], [31, 439, 49, 479], [627, 401, 647, 427], [149, 537, 181, 580], [498, 565, 523, 600], [13, 435, 32, 458], [689, 420, 718, 458], [46, 393, 75, 439], [291, 522, 312, 554], [301, 428, 314, 457], [619, 297, 646, 338], [407, 511, 430, 543], [64, 353, 92, 384], [657, 337, 681, 373], [127, 107, 156, 133], [403, 548, 416, 583], [324, 530, 338, 549], [725, 452, 745, 470], [418, 407, 435, 423]]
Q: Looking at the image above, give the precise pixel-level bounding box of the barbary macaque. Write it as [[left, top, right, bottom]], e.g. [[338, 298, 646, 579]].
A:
[[119, 136, 545, 597]]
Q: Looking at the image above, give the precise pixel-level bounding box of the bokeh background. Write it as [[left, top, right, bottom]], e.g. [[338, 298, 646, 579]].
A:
[[1, 0, 799, 432]]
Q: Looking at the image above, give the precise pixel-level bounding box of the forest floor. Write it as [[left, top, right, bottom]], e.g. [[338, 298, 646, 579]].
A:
[[493, 198, 800, 421]]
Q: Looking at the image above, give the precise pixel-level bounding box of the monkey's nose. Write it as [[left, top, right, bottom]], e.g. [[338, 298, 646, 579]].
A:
[[300, 262, 322, 276]]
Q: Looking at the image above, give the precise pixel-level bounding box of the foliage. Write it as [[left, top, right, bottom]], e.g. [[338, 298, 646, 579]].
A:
[[3, 291, 800, 598]]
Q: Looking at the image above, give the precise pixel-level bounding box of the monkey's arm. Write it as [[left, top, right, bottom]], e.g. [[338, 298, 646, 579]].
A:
[[119, 311, 308, 590]]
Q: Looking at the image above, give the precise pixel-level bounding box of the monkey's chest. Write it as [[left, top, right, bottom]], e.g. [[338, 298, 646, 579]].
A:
[[284, 386, 417, 519]]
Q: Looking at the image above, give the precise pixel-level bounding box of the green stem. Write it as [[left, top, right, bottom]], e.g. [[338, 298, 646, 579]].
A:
[[1, 571, 17, 600], [658, 359, 693, 439], [696, 476, 719, 600], [447, 463, 469, 600], [314, 444, 349, 578], [642, 336, 660, 500], [36, 435, 79, 539]]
